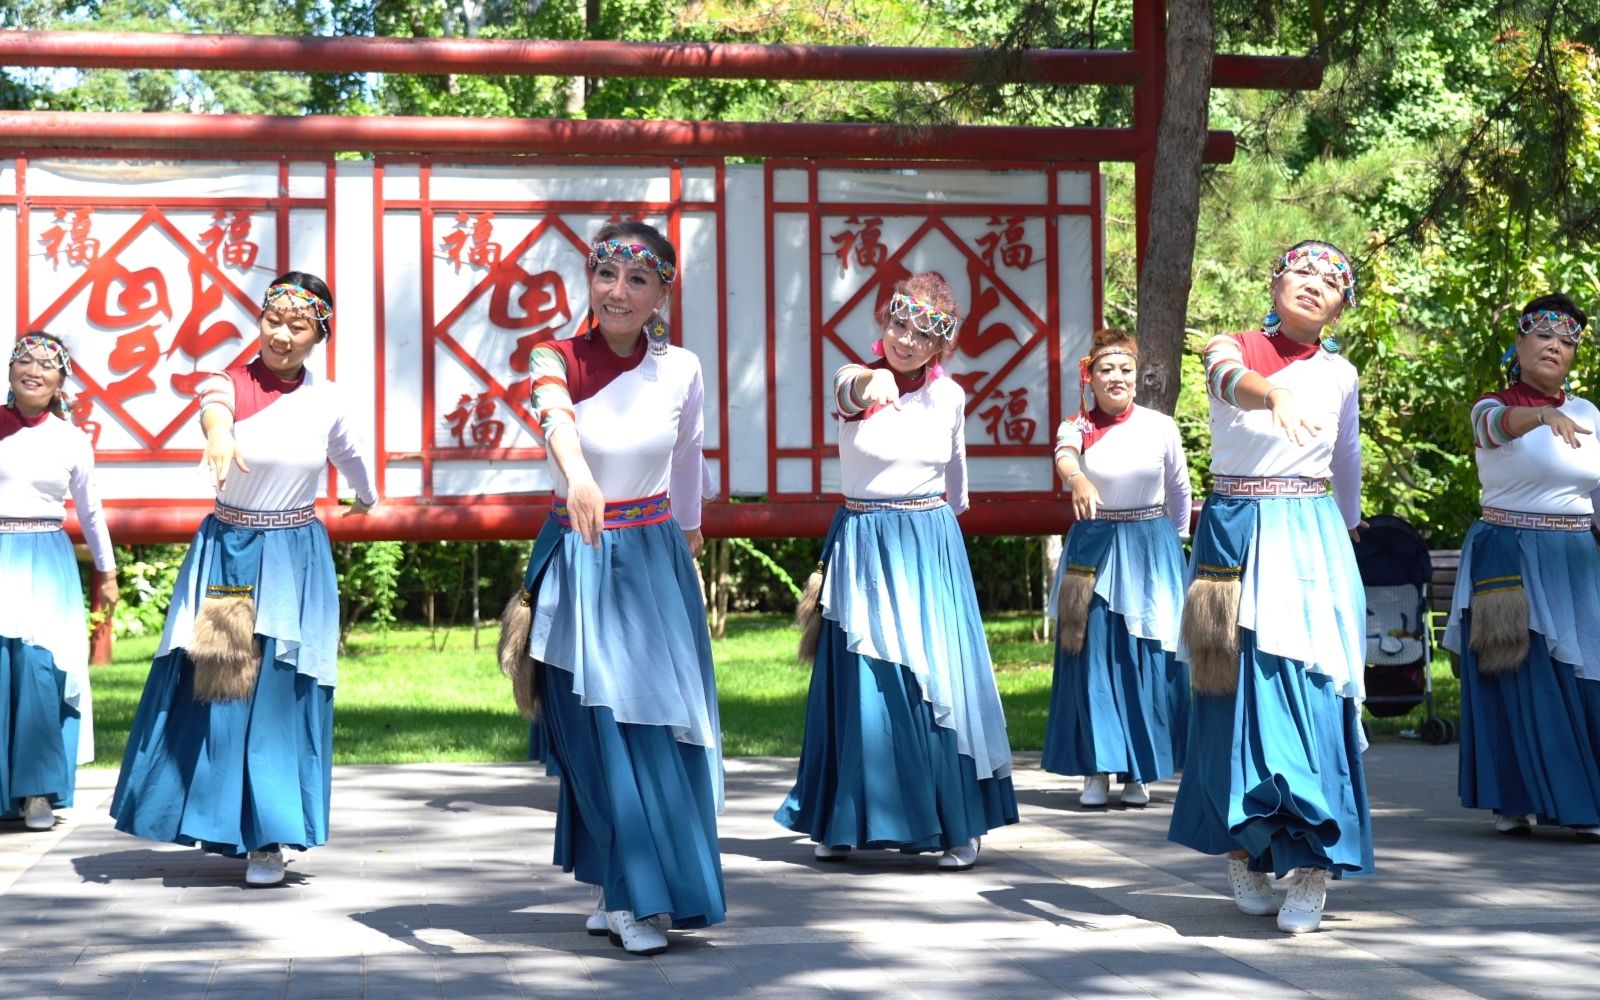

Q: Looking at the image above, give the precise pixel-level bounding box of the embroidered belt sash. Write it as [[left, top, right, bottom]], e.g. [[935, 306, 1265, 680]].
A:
[[1092, 505, 1164, 522], [843, 494, 948, 513], [0, 517, 60, 533], [1480, 507, 1592, 532], [1212, 475, 1329, 498], [551, 491, 672, 529], [213, 502, 317, 529]]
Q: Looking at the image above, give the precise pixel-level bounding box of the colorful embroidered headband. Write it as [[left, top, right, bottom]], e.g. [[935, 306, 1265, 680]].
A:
[[587, 240, 677, 285], [9, 334, 72, 379], [263, 283, 334, 322], [1272, 245, 1356, 307], [1077, 346, 1137, 387], [888, 292, 959, 341], [1518, 309, 1584, 343]]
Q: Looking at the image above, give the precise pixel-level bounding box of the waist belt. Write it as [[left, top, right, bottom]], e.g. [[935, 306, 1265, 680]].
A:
[[1481, 507, 1593, 532], [551, 491, 672, 529], [1092, 505, 1165, 522], [0, 517, 61, 533], [213, 502, 318, 529], [1212, 476, 1329, 498], [843, 494, 948, 513]]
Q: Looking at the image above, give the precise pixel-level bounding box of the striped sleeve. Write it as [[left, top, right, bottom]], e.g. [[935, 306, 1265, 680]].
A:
[[529, 344, 577, 439], [833, 364, 872, 417], [195, 371, 234, 415], [1053, 418, 1084, 460], [1202, 333, 1247, 405], [1472, 396, 1513, 449]]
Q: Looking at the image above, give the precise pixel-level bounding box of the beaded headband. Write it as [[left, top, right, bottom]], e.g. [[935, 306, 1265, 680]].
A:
[[9, 334, 72, 379], [1272, 245, 1356, 307], [263, 283, 333, 322], [1518, 309, 1584, 343], [587, 240, 677, 285], [888, 292, 959, 341]]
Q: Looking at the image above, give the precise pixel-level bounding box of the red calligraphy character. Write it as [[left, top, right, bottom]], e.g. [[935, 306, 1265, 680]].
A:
[[958, 259, 1019, 358], [39, 209, 68, 267], [85, 258, 171, 329], [104, 326, 162, 403], [222, 211, 259, 270], [828, 215, 889, 275], [440, 211, 472, 271], [1002, 387, 1036, 443], [197, 210, 227, 264], [977, 215, 1034, 271], [66, 209, 100, 265], [444, 393, 474, 447], [468, 213, 502, 268], [492, 266, 573, 375], [469, 392, 506, 449], [70, 398, 102, 449]]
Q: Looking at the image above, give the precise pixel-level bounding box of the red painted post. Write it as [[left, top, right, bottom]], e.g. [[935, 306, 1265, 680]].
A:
[[1132, 0, 1167, 281]]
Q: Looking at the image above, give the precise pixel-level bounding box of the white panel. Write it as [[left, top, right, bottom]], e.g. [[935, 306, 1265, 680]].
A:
[[287, 162, 327, 199], [383, 464, 423, 499], [0, 208, 13, 338], [98, 465, 214, 501], [816, 168, 1048, 205], [25, 159, 281, 198], [770, 213, 813, 449], [382, 212, 425, 453], [967, 456, 1051, 491], [677, 211, 720, 450], [426, 163, 674, 203], [818, 456, 841, 494], [1057, 170, 1093, 206], [772, 169, 809, 203], [382, 163, 422, 201], [724, 166, 769, 494], [681, 167, 717, 203], [778, 457, 814, 495], [433, 461, 553, 497], [331, 164, 378, 450], [0, 162, 15, 195], [1057, 215, 1097, 410]]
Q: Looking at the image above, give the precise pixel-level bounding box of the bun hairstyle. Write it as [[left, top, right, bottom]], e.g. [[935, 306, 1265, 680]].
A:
[[875, 271, 962, 356], [263, 270, 335, 342]]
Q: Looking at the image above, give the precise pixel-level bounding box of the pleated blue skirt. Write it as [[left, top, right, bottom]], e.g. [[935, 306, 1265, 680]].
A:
[[1168, 631, 1374, 878], [1459, 632, 1600, 826], [0, 637, 79, 815], [110, 639, 334, 857], [775, 615, 1019, 851], [1041, 593, 1189, 783], [519, 514, 725, 927]]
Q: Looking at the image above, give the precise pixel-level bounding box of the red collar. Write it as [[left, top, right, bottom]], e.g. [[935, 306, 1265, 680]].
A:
[[1079, 403, 1136, 451], [0, 403, 52, 444], [1487, 381, 1565, 409]]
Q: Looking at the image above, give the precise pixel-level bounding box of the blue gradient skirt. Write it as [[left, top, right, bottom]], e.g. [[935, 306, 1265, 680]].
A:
[[1041, 594, 1189, 783], [775, 615, 1019, 851], [521, 516, 725, 928], [1168, 632, 1373, 877], [111, 517, 338, 857], [0, 637, 80, 816]]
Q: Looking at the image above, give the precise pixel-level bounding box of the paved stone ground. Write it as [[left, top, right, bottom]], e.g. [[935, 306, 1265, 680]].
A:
[[2, 742, 1595, 999]]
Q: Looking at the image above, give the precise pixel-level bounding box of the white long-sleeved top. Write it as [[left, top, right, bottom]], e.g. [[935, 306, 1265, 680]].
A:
[[535, 339, 706, 530], [1474, 394, 1600, 520], [1054, 404, 1192, 537], [835, 364, 970, 513], [0, 413, 114, 570], [1204, 333, 1363, 528], [196, 366, 377, 511]]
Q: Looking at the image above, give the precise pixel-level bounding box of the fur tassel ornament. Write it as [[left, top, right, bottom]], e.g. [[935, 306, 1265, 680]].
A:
[[189, 587, 262, 702], [795, 563, 826, 663], [1469, 579, 1530, 676], [498, 587, 542, 720], [1181, 573, 1243, 696], [1055, 564, 1097, 653]]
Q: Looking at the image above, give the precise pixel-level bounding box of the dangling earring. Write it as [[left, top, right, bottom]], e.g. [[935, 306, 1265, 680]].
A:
[[646, 316, 670, 357], [1262, 309, 1282, 336]]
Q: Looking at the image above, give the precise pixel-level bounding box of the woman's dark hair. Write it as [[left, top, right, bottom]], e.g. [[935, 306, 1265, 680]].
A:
[[1519, 293, 1587, 333], [264, 270, 334, 342], [11, 329, 70, 420], [590, 220, 677, 272]]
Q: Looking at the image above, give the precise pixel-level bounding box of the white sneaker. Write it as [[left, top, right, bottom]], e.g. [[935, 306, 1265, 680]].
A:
[[586, 900, 609, 935], [21, 796, 53, 831], [1493, 813, 1532, 835], [1276, 867, 1328, 934], [244, 849, 285, 886], [1120, 781, 1151, 808], [937, 837, 980, 871], [1573, 826, 1600, 843], [1227, 856, 1281, 916], [1080, 774, 1110, 808], [813, 843, 851, 861], [605, 909, 668, 955]]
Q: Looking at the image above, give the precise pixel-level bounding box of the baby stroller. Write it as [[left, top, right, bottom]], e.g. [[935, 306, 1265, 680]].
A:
[[1353, 514, 1456, 744]]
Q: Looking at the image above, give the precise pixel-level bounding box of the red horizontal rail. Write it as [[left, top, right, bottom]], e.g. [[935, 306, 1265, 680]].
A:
[[0, 111, 1237, 162], [64, 498, 1076, 543], [0, 31, 1321, 90]]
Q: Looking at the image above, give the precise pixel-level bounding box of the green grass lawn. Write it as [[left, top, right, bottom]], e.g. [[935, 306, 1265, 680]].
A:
[[87, 615, 1458, 766]]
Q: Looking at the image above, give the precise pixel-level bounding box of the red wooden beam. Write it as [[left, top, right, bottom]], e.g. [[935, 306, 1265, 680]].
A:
[[0, 30, 1321, 90], [66, 499, 1075, 543], [0, 110, 1237, 162]]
